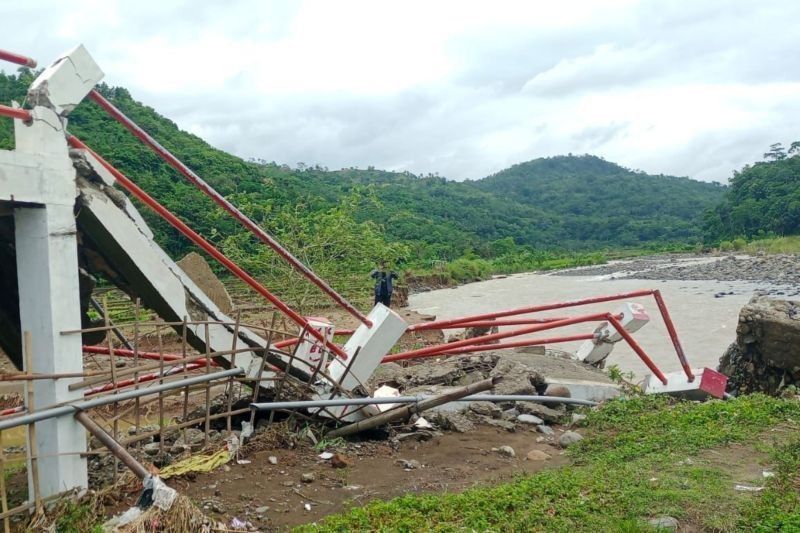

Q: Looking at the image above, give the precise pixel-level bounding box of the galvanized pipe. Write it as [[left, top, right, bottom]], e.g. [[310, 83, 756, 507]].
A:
[[251, 394, 597, 411], [0, 368, 243, 432], [74, 410, 149, 480]]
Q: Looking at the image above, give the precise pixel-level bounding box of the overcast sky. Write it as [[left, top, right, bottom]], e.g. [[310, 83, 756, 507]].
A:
[[2, 1, 798, 182]]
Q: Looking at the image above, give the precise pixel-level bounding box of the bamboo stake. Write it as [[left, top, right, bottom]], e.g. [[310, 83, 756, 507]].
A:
[[227, 310, 241, 434], [181, 316, 189, 445], [23, 332, 43, 516], [157, 319, 165, 455], [203, 323, 211, 448], [133, 298, 141, 445], [0, 430, 10, 533]]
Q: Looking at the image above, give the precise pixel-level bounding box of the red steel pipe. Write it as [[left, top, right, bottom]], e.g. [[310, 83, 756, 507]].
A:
[[652, 290, 694, 381], [408, 289, 657, 331], [435, 333, 594, 356], [0, 48, 37, 68], [88, 90, 372, 328], [0, 406, 25, 417], [385, 313, 611, 362], [607, 315, 667, 384], [428, 314, 623, 329], [85, 362, 203, 395], [68, 136, 350, 362], [0, 104, 31, 122], [82, 345, 220, 367]]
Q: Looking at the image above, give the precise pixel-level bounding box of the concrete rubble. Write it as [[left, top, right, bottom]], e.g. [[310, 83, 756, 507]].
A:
[[718, 296, 800, 395]]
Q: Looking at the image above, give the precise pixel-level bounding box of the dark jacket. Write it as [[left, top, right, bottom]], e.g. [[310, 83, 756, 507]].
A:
[[371, 270, 398, 297]]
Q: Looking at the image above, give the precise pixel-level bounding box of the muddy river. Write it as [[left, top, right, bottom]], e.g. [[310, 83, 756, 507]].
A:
[[409, 264, 788, 380]]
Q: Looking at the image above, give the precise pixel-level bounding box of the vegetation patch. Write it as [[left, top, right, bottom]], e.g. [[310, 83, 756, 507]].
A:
[[300, 394, 800, 532]]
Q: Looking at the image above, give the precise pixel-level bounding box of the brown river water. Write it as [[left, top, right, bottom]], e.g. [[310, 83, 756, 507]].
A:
[[409, 266, 789, 380]]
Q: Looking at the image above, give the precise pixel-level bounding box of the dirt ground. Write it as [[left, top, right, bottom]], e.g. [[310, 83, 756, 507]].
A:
[[175, 423, 570, 530]]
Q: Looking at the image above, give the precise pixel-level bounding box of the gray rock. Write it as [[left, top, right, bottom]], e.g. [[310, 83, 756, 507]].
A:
[[558, 431, 583, 448], [480, 416, 517, 432], [537, 425, 555, 435], [516, 414, 544, 425], [501, 408, 520, 421], [255, 506, 269, 514], [498, 445, 516, 458], [648, 516, 679, 530], [469, 401, 502, 418], [489, 360, 543, 396], [301, 472, 315, 483], [571, 413, 587, 424], [516, 402, 566, 424], [268, 456, 278, 465], [396, 459, 421, 470], [143, 442, 161, 456], [431, 411, 475, 433]]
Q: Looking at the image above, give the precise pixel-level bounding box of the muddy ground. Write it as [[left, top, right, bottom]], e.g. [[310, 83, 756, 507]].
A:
[[175, 423, 571, 530]]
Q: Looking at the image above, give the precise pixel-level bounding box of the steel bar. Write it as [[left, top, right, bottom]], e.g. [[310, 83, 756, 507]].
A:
[[607, 315, 667, 384], [326, 377, 498, 438], [74, 411, 148, 480], [652, 290, 694, 381], [408, 290, 657, 331], [251, 394, 597, 411], [430, 314, 623, 330], [437, 333, 595, 356], [88, 90, 372, 327], [0, 104, 31, 122], [0, 368, 243, 432], [0, 49, 36, 68], [68, 135, 350, 361], [385, 313, 611, 362]]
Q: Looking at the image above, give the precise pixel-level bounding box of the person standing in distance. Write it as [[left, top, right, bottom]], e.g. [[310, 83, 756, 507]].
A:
[[371, 261, 398, 307]]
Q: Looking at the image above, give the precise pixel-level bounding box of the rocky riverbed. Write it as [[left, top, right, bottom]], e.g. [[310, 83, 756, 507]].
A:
[[554, 253, 800, 298]]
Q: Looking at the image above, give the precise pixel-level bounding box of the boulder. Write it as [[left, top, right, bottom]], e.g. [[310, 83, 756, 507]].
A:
[[176, 252, 234, 314], [718, 297, 800, 395]]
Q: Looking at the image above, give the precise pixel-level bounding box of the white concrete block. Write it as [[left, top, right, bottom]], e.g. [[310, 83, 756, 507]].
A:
[[290, 317, 334, 374], [28, 44, 104, 115], [576, 302, 650, 365], [643, 367, 728, 400]]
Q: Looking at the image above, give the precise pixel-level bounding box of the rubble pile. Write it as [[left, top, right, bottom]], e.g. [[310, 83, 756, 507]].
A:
[[718, 296, 800, 395]]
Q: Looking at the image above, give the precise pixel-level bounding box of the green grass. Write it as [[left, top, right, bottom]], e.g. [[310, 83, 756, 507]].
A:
[[743, 235, 800, 254], [299, 394, 800, 532]]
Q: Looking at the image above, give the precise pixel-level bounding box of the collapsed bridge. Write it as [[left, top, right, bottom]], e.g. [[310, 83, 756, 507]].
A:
[[0, 44, 726, 521]]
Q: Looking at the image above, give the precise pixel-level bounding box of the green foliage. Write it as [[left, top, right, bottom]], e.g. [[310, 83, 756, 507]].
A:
[[1, 71, 727, 279], [300, 395, 800, 532], [704, 142, 800, 241]]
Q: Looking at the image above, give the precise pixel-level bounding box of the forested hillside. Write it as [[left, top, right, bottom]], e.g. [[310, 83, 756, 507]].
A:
[[1, 69, 726, 284], [703, 142, 800, 241]]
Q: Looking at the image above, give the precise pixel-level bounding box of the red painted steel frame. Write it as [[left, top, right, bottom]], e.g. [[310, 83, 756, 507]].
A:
[[88, 90, 372, 328], [68, 135, 350, 362], [386, 313, 610, 363], [83, 345, 220, 367], [408, 288, 692, 381], [0, 48, 36, 68], [0, 104, 31, 122], [437, 333, 594, 356]]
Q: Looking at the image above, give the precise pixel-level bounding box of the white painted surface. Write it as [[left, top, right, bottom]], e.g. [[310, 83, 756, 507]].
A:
[[28, 44, 104, 115], [14, 204, 88, 498], [575, 302, 650, 364]]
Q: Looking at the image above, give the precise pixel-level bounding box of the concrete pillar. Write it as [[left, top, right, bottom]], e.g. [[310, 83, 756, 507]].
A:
[[14, 203, 87, 499]]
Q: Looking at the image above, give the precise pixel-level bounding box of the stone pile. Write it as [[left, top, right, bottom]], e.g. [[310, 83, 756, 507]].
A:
[[718, 296, 800, 395]]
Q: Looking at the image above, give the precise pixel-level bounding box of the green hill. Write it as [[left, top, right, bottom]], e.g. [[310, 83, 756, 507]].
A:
[[703, 143, 800, 241], [1, 69, 726, 277]]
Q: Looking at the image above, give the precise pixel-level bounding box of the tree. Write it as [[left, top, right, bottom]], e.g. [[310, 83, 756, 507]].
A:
[[764, 143, 787, 161]]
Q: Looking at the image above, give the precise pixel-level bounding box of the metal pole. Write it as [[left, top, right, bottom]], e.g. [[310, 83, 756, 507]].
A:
[[0, 368, 244, 432], [607, 315, 668, 385], [87, 90, 373, 328], [652, 290, 694, 381], [89, 298, 134, 350], [408, 290, 656, 331], [385, 312, 611, 362], [0, 105, 31, 122], [0, 49, 37, 68], [436, 333, 595, 356], [74, 411, 148, 480], [67, 136, 350, 362]]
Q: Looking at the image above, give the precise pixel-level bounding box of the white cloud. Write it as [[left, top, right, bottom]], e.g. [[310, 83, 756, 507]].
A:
[[1, 0, 798, 183]]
